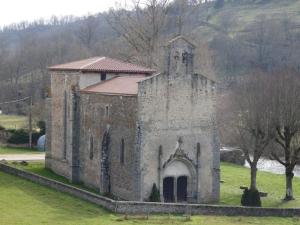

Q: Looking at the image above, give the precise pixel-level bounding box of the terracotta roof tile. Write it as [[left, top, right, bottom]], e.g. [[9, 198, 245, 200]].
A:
[[81, 75, 146, 96], [49, 57, 155, 74]]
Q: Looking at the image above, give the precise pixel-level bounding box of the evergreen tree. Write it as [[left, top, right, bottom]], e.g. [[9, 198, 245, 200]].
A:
[[149, 183, 161, 202]]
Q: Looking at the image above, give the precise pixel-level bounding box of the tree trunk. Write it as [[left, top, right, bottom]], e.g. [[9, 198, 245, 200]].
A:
[[285, 169, 294, 201], [250, 164, 258, 191]]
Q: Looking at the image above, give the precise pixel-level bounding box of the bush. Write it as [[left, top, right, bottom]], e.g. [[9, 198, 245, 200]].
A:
[[241, 188, 261, 207], [8, 129, 40, 145], [8, 129, 28, 144], [0, 125, 5, 131], [149, 183, 160, 202]]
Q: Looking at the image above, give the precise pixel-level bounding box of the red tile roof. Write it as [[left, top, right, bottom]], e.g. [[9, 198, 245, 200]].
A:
[[49, 57, 155, 74], [81, 75, 146, 96]]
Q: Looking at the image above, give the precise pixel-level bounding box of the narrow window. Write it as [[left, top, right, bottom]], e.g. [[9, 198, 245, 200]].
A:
[[89, 136, 94, 160], [182, 52, 188, 64], [101, 73, 107, 81], [197, 143, 201, 157], [120, 138, 125, 164], [105, 105, 109, 118]]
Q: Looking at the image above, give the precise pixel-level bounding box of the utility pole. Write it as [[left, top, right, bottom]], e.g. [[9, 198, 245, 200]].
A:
[[28, 96, 33, 149]]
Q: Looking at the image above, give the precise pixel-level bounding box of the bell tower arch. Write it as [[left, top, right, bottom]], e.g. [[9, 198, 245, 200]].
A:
[[165, 36, 195, 77]]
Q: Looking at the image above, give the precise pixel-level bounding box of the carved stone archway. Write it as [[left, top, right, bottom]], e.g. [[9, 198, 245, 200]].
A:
[[160, 138, 197, 203]]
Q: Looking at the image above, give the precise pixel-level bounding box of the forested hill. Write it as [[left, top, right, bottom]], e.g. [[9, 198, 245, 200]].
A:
[[1, 0, 300, 115]]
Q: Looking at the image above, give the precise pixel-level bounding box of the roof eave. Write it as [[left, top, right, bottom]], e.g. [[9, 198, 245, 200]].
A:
[[48, 68, 156, 74], [80, 90, 137, 97]]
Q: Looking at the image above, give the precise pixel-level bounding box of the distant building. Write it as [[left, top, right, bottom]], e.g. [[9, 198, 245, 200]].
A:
[[46, 36, 220, 203]]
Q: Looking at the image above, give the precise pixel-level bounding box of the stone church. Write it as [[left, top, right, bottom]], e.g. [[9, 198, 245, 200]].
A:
[[46, 36, 220, 203]]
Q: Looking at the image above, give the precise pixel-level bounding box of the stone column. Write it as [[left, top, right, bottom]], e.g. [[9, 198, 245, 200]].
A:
[[174, 176, 177, 203], [196, 143, 201, 202], [71, 90, 80, 183], [45, 98, 52, 169]]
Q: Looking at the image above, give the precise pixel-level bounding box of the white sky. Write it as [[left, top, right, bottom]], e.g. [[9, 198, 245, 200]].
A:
[[0, 0, 121, 27]]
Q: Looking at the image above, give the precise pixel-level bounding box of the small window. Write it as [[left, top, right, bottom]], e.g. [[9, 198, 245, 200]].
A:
[[89, 136, 94, 160], [182, 52, 188, 64], [197, 143, 201, 157], [101, 73, 107, 81], [105, 105, 109, 117], [120, 138, 125, 164]]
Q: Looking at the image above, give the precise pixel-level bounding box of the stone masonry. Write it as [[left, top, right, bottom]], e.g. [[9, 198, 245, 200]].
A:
[[46, 36, 220, 204]]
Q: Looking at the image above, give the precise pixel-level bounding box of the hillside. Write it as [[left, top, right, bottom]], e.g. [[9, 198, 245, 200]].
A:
[[0, 0, 300, 113]]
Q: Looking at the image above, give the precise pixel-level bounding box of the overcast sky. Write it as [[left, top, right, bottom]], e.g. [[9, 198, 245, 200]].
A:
[[0, 0, 120, 27]]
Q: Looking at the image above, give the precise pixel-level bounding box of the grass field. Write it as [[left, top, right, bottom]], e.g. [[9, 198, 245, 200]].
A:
[[11, 161, 99, 193], [14, 161, 300, 209], [0, 114, 27, 129], [0, 170, 299, 225], [221, 163, 300, 208], [0, 146, 40, 154]]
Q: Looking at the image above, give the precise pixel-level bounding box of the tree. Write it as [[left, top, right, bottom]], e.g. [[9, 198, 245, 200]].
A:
[[107, 0, 169, 68], [220, 73, 275, 191], [214, 0, 224, 9], [76, 15, 98, 50], [270, 72, 300, 200], [149, 183, 160, 202]]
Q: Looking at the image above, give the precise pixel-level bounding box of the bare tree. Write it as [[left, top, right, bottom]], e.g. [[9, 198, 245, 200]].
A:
[[220, 73, 274, 191], [107, 0, 169, 68], [270, 72, 300, 200], [76, 15, 98, 49]]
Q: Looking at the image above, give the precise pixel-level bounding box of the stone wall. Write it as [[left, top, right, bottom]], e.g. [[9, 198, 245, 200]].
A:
[[220, 147, 245, 165], [137, 73, 219, 203], [46, 71, 81, 180], [46, 70, 147, 182], [1, 163, 299, 218], [79, 92, 139, 200]]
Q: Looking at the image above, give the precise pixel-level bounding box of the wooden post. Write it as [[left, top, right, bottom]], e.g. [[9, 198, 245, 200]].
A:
[[29, 96, 33, 149]]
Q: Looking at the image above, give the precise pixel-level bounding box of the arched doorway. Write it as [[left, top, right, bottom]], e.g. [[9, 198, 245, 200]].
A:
[[162, 159, 196, 203], [163, 177, 174, 202], [177, 176, 188, 202]]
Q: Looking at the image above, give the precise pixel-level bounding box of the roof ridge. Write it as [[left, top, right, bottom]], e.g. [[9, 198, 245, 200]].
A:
[[80, 57, 105, 70], [104, 57, 150, 69]]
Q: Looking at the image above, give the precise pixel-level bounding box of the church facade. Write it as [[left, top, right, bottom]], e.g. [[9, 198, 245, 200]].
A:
[[46, 36, 220, 203]]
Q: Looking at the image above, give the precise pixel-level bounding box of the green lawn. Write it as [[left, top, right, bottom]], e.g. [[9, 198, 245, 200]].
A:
[[0, 171, 299, 225], [13, 161, 300, 209], [221, 163, 300, 208], [0, 114, 27, 129], [10, 161, 99, 193], [0, 146, 41, 154]]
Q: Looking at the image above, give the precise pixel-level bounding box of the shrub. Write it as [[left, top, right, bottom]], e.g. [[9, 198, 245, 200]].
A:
[[149, 183, 160, 202], [8, 129, 28, 144], [0, 125, 5, 131], [241, 188, 261, 207], [8, 129, 40, 145]]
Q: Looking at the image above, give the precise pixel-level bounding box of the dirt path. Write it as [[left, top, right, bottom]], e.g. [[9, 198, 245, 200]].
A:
[[0, 153, 45, 161]]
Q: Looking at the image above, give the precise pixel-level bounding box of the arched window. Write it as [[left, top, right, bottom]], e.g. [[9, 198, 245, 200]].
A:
[[89, 136, 94, 160], [120, 138, 125, 164]]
